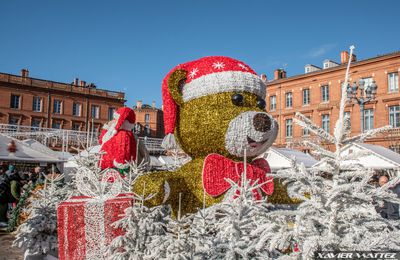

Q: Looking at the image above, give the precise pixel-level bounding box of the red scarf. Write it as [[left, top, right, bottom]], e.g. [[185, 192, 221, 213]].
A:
[[202, 153, 274, 200]]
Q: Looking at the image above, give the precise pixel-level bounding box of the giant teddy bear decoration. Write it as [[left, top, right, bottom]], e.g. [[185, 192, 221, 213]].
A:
[[134, 56, 293, 215]]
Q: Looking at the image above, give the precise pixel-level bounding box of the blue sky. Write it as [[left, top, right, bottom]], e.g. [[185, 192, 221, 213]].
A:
[[1, 0, 399, 107]]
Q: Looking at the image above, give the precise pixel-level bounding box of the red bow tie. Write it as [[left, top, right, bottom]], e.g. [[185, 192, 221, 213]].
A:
[[202, 153, 274, 200]]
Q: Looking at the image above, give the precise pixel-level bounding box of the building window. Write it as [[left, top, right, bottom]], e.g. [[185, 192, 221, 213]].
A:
[[344, 111, 351, 131], [9, 116, 19, 125], [389, 105, 400, 128], [321, 85, 329, 102], [285, 118, 293, 138], [145, 114, 150, 123], [32, 97, 42, 112], [269, 95, 277, 111], [285, 92, 292, 108], [10, 94, 20, 109], [31, 118, 41, 129], [72, 122, 81, 131], [302, 89, 310, 105], [364, 109, 374, 131], [91, 105, 100, 119], [53, 99, 62, 114], [388, 72, 399, 92], [303, 116, 311, 136], [322, 114, 330, 133], [52, 121, 61, 129], [108, 107, 115, 121], [73, 102, 81, 116]]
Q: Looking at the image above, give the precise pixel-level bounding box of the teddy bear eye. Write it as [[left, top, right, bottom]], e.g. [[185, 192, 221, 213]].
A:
[[257, 97, 266, 110], [231, 93, 244, 106]]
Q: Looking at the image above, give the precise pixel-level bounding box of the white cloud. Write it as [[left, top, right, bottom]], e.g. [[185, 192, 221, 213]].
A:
[[305, 43, 336, 58]]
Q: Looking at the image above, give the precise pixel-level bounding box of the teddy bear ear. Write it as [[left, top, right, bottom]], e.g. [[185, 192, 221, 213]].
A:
[[167, 69, 187, 106]]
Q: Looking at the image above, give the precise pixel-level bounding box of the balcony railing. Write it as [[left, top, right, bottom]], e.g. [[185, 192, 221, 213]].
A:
[[387, 127, 400, 137], [0, 123, 165, 154], [0, 123, 99, 149]]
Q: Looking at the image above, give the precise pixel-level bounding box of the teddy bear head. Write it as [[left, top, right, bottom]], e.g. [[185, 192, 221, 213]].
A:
[[162, 56, 278, 160]]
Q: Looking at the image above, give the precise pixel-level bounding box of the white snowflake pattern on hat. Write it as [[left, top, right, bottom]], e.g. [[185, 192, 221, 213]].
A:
[[189, 68, 199, 79], [212, 62, 225, 70], [238, 63, 249, 70]]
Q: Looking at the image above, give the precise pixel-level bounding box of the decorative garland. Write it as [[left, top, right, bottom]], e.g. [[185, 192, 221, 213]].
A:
[[7, 183, 42, 232]]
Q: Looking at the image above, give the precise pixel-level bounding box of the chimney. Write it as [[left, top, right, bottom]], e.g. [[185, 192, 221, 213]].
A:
[[73, 78, 79, 86], [21, 69, 29, 77], [273, 69, 286, 80], [80, 80, 86, 87], [136, 100, 142, 109], [152, 101, 156, 109], [340, 51, 357, 64]]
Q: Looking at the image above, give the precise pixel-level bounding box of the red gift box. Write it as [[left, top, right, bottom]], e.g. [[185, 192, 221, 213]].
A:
[[57, 193, 133, 260]]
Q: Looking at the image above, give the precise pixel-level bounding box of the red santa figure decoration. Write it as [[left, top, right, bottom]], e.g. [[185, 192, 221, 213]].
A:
[[99, 107, 137, 170]]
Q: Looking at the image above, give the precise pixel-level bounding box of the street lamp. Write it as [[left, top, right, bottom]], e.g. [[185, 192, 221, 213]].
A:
[[346, 79, 378, 133]]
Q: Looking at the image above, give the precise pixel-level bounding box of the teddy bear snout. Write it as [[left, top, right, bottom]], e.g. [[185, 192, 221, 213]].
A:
[[253, 113, 271, 133]]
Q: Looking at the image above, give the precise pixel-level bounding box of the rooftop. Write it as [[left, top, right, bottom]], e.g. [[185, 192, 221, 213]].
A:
[[0, 71, 125, 101], [267, 50, 400, 85]]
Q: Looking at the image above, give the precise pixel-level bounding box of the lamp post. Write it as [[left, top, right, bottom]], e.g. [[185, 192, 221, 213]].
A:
[[346, 79, 377, 133]]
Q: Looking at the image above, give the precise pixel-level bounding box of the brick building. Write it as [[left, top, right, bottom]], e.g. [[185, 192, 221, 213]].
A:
[[266, 51, 400, 152], [132, 100, 164, 138], [0, 69, 125, 132]]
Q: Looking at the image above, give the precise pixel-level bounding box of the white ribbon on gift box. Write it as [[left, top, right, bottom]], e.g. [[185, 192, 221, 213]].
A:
[[67, 167, 124, 260]]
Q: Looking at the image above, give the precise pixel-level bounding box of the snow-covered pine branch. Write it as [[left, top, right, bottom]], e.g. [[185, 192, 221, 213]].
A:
[[342, 125, 392, 145], [107, 193, 171, 260], [13, 173, 68, 258], [259, 46, 400, 259], [301, 140, 335, 159], [294, 113, 336, 144], [121, 159, 148, 193]]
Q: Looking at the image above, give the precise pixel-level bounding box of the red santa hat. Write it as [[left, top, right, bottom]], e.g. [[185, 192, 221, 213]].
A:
[[161, 56, 266, 149], [112, 107, 136, 135]]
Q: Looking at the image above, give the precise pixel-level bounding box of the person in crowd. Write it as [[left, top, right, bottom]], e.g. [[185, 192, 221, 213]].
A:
[[376, 175, 400, 220], [46, 164, 61, 180], [0, 165, 21, 227], [24, 166, 45, 185], [0, 163, 8, 175]]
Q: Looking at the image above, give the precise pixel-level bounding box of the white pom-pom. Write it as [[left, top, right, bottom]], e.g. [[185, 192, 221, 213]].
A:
[[161, 133, 178, 150]]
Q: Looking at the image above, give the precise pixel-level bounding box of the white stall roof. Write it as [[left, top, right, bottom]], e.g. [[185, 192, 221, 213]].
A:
[[21, 139, 73, 160], [340, 143, 400, 169], [261, 147, 318, 171], [0, 134, 63, 163], [79, 145, 101, 157]]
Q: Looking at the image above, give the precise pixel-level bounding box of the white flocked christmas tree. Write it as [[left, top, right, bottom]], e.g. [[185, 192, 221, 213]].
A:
[[260, 45, 400, 259], [13, 173, 68, 258]]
